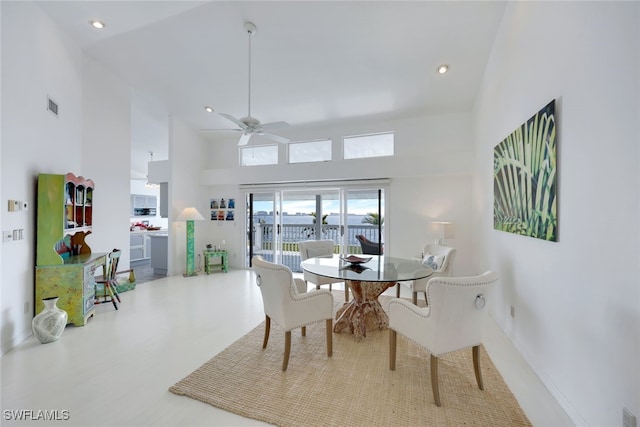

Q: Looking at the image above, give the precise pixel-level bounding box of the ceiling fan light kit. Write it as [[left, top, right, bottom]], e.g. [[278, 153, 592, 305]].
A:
[[200, 21, 290, 146]]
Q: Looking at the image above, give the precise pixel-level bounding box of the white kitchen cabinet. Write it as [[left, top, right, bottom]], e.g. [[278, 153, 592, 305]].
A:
[[149, 234, 168, 275], [130, 232, 153, 261], [131, 194, 157, 217]]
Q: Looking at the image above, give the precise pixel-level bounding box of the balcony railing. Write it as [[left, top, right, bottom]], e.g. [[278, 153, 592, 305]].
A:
[[251, 223, 383, 273]]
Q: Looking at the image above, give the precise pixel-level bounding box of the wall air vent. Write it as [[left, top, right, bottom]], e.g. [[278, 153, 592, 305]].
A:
[[47, 96, 59, 117]]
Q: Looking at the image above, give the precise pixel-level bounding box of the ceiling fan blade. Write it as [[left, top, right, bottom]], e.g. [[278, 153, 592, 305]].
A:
[[260, 121, 290, 131], [238, 133, 253, 146], [220, 113, 248, 129], [200, 128, 243, 133], [262, 132, 290, 144]]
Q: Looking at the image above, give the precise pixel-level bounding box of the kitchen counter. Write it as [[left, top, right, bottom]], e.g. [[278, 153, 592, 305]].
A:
[[130, 229, 167, 234]]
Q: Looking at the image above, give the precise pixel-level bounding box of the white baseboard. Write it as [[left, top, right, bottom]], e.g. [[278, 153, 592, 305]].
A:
[[483, 314, 578, 426], [1, 328, 31, 357]]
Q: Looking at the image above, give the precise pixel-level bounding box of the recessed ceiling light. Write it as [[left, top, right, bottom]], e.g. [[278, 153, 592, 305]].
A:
[[437, 64, 449, 74], [204, 106, 214, 113], [89, 20, 106, 29]]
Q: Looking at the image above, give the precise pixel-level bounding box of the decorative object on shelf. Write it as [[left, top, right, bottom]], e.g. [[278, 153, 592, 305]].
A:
[[210, 197, 235, 222], [494, 99, 557, 241], [177, 207, 205, 277], [431, 221, 454, 246], [32, 297, 68, 344]]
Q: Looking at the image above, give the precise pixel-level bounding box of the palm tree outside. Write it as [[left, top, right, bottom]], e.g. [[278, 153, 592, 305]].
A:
[[361, 213, 383, 225]]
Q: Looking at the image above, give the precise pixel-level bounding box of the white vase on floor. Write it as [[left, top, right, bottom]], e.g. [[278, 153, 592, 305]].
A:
[[32, 297, 68, 344]]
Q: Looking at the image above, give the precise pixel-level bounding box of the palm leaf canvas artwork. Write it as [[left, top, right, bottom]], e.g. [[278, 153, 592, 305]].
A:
[[494, 100, 557, 241]]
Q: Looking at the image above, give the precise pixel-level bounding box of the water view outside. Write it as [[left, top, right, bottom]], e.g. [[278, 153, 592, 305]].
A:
[[250, 197, 384, 271]]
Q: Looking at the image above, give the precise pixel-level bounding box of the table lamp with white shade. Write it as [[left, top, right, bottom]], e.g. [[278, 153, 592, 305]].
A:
[[431, 221, 454, 246], [177, 207, 205, 277]]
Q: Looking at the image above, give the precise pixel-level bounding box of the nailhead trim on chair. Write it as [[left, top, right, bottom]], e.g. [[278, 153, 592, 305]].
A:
[[425, 276, 496, 308]]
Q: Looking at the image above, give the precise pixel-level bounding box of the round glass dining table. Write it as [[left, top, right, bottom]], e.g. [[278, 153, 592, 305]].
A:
[[301, 255, 433, 339]]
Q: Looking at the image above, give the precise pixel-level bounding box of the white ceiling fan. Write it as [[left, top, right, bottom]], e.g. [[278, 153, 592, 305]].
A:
[[200, 22, 290, 146]]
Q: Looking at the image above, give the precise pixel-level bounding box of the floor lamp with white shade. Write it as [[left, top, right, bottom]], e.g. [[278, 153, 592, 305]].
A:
[[177, 207, 205, 277]]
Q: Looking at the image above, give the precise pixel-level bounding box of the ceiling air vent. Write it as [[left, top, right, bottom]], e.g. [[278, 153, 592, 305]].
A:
[[47, 96, 59, 117]]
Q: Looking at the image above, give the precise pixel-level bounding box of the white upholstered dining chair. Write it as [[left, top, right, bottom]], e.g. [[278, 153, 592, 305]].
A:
[[298, 239, 348, 302], [397, 244, 456, 305], [252, 255, 334, 371], [388, 271, 499, 406]]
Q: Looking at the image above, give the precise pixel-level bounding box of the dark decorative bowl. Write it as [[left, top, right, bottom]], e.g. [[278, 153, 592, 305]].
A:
[[340, 255, 372, 264]]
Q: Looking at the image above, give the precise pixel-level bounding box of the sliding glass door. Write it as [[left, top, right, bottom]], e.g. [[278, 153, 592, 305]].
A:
[[247, 191, 280, 266], [246, 183, 385, 270], [343, 188, 384, 255], [278, 189, 341, 270]]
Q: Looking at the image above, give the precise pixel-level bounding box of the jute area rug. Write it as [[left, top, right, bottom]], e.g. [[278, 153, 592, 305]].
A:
[[170, 293, 531, 427]]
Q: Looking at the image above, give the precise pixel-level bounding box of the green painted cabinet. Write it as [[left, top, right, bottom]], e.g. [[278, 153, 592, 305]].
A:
[[35, 254, 105, 326], [35, 173, 106, 326]]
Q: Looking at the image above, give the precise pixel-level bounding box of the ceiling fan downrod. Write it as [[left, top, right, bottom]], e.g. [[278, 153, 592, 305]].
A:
[[245, 22, 256, 119], [201, 21, 289, 146]]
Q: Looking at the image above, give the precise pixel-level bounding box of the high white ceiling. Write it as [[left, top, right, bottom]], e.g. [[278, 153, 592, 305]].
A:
[[34, 1, 507, 179]]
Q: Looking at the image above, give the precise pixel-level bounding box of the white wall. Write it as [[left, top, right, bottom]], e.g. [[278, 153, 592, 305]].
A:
[[472, 2, 640, 425], [390, 175, 472, 271], [82, 55, 132, 267], [200, 183, 242, 269], [0, 2, 135, 355], [201, 112, 477, 272], [168, 117, 208, 276], [0, 2, 84, 354]]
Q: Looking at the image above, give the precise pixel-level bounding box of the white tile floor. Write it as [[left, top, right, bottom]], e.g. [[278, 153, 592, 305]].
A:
[[1, 270, 573, 426]]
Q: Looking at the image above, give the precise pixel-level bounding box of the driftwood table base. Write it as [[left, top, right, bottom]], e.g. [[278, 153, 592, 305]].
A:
[[334, 280, 397, 339]]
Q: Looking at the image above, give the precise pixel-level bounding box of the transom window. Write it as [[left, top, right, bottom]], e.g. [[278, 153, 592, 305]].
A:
[[241, 145, 278, 166], [343, 132, 394, 160], [288, 139, 332, 164]]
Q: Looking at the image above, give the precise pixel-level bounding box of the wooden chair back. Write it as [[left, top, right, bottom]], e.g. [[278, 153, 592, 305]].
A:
[[105, 249, 122, 280]]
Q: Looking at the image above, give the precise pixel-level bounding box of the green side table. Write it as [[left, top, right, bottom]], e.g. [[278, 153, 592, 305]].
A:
[[203, 249, 228, 274]]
